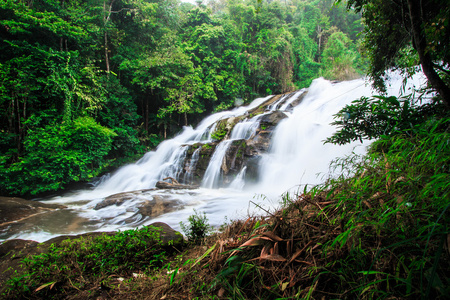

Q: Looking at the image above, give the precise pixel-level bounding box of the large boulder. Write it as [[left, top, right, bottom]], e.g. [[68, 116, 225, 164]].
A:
[[137, 195, 183, 218], [93, 190, 184, 223], [155, 177, 198, 190], [145, 222, 184, 245], [259, 110, 288, 127], [245, 111, 288, 155], [94, 192, 140, 210]]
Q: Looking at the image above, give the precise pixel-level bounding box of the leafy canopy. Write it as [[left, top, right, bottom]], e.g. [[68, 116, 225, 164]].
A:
[[341, 0, 450, 106]]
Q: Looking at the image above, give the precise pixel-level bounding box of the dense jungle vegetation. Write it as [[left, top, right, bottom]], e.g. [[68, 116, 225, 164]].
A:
[[0, 0, 449, 298], [0, 0, 366, 196]]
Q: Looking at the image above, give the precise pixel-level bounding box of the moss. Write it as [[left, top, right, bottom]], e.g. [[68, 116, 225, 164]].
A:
[[211, 121, 228, 141], [236, 147, 243, 159], [202, 143, 212, 150]]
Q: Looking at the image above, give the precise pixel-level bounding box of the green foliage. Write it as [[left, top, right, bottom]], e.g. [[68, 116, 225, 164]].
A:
[[211, 128, 228, 141], [3, 226, 171, 298], [325, 94, 446, 145], [97, 76, 141, 158], [0, 117, 116, 195], [0, 0, 367, 195], [180, 210, 212, 244], [321, 30, 359, 80], [318, 116, 450, 299], [204, 115, 449, 299], [343, 0, 450, 105], [210, 119, 229, 141]]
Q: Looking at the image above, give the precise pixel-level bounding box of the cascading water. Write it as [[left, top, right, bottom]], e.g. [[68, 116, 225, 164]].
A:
[[88, 95, 273, 197], [279, 89, 306, 111], [229, 166, 247, 190], [1, 75, 427, 242], [201, 140, 234, 189], [229, 117, 261, 140], [257, 79, 371, 195], [183, 147, 201, 184]]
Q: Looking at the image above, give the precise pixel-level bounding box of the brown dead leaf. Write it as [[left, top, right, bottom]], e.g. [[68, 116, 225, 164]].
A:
[[240, 237, 265, 247], [260, 254, 286, 262], [261, 231, 283, 242]]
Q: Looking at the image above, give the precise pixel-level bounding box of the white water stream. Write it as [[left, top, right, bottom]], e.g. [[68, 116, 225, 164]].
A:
[[1, 74, 427, 242]]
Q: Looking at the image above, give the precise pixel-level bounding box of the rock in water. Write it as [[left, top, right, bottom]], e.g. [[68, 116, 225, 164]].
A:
[[94, 192, 138, 210], [137, 195, 182, 218], [0, 196, 65, 227], [155, 177, 198, 189]]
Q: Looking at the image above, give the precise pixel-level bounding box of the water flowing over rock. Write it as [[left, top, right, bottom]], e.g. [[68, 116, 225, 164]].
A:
[[0, 75, 428, 243]]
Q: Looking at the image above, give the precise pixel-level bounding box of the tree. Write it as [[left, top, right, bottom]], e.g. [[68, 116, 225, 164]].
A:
[[321, 30, 359, 80], [343, 0, 450, 106]]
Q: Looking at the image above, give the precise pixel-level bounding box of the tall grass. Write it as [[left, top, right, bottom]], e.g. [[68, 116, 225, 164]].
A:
[[317, 116, 450, 299]]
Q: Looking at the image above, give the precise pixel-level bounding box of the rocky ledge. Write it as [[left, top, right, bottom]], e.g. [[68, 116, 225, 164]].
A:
[[0, 196, 66, 229]]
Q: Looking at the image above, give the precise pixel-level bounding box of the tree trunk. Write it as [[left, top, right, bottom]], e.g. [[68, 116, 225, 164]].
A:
[[407, 0, 450, 107], [103, 0, 115, 76], [15, 97, 21, 155], [145, 98, 149, 133], [104, 31, 110, 74]]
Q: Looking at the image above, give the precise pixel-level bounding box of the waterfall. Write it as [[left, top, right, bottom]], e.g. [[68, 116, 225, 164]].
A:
[[256, 75, 427, 196], [3, 75, 428, 243], [229, 117, 261, 140], [256, 79, 371, 194], [159, 145, 189, 180], [183, 147, 201, 184], [279, 89, 306, 111], [267, 93, 288, 111], [94, 95, 273, 195], [229, 166, 247, 190], [201, 140, 234, 188]]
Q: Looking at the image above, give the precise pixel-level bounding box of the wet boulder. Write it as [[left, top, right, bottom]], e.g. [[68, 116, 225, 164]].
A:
[[93, 190, 155, 210], [259, 110, 288, 127], [180, 143, 217, 185], [137, 195, 183, 218], [222, 140, 247, 179], [155, 177, 198, 189]]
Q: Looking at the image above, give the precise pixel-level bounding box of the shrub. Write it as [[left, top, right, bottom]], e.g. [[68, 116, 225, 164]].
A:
[[3, 226, 171, 299], [0, 117, 116, 195], [325, 94, 446, 145], [180, 210, 212, 244]]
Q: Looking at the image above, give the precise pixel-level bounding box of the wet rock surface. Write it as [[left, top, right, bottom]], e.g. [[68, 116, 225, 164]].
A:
[[94, 189, 157, 210], [137, 195, 183, 218], [0, 196, 66, 227], [93, 189, 184, 223], [155, 180, 198, 190]]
